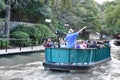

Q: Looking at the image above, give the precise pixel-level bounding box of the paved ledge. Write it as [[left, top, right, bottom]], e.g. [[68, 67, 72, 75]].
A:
[[0, 45, 45, 55]]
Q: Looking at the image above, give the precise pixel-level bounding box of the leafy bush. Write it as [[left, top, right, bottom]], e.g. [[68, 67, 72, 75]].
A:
[[35, 24, 57, 44], [11, 24, 39, 45], [0, 40, 7, 49], [11, 24, 39, 38], [35, 24, 51, 37], [10, 31, 31, 47], [10, 24, 56, 46]]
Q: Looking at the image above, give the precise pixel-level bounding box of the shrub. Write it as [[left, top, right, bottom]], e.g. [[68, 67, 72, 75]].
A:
[[11, 24, 39, 45], [35, 24, 51, 38], [35, 24, 56, 36], [10, 31, 31, 47], [10, 24, 56, 45], [35, 24, 52, 44], [0, 40, 7, 49], [11, 24, 39, 38]]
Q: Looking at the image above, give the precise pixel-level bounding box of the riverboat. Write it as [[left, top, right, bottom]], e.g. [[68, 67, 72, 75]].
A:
[[43, 47, 111, 72]]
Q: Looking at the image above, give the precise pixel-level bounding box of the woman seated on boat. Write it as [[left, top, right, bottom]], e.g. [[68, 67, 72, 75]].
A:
[[75, 40, 87, 49], [64, 26, 87, 48], [74, 40, 81, 49], [82, 40, 88, 48], [43, 38, 54, 48]]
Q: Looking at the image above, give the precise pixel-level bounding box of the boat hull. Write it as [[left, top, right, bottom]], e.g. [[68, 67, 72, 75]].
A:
[[43, 47, 111, 72], [43, 58, 111, 72]]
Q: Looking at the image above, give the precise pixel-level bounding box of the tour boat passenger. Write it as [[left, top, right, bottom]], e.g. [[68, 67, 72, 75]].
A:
[[82, 40, 88, 48], [75, 40, 86, 49], [88, 40, 100, 48], [43, 38, 54, 48], [75, 40, 81, 49], [103, 40, 111, 47], [64, 26, 87, 48], [59, 38, 67, 48]]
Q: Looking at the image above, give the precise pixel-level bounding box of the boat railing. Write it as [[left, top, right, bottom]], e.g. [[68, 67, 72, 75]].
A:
[[45, 47, 111, 65]]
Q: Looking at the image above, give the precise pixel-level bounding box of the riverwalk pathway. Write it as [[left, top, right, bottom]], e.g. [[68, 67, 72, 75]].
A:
[[0, 45, 45, 55]]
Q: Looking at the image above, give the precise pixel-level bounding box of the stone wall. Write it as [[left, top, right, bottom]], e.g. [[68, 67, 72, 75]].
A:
[[10, 21, 34, 29], [89, 32, 100, 40]]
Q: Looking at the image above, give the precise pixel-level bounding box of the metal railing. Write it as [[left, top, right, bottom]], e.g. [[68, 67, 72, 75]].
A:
[[0, 38, 43, 52], [45, 47, 111, 65]]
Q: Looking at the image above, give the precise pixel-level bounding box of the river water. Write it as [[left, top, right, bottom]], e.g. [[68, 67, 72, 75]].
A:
[[0, 40, 120, 80]]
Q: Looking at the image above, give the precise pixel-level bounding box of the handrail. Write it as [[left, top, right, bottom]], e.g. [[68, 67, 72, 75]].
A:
[[45, 47, 111, 65], [0, 38, 43, 52]]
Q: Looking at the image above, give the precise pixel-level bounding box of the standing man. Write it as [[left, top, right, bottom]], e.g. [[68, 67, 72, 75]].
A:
[[64, 26, 87, 48]]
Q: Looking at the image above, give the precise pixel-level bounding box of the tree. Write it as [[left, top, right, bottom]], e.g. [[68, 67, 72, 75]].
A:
[[49, 0, 101, 32], [0, 0, 6, 11], [4, 0, 11, 40], [10, 0, 52, 23], [1, 0, 102, 37], [104, 0, 120, 34]]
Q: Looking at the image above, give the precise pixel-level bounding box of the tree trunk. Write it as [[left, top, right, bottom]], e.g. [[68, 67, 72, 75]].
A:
[[44, 0, 48, 4], [4, 0, 10, 39]]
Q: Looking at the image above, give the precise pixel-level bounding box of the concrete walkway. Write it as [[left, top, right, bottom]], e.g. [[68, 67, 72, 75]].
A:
[[0, 45, 45, 55]]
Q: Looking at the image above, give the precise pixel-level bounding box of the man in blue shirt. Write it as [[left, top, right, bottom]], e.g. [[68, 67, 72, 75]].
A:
[[64, 27, 87, 48]]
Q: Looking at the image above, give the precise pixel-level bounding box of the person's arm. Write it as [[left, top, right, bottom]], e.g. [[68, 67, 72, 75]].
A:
[[78, 26, 87, 34], [43, 41, 46, 46]]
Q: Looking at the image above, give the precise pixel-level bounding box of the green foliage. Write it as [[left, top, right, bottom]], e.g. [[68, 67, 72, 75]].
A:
[[24, 0, 52, 23], [11, 0, 52, 23], [50, 0, 101, 33], [40, 0, 72, 10], [104, 0, 120, 34], [2, 0, 101, 34], [10, 31, 30, 47], [77, 0, 100, 29], [35, 24, 54, 38], [1, 0, 110, 39], [52, 20, 66, 32], [11, 25, 38, 38], [10, 24, 55, 46], [10, 24, 39, 45], [0, 0, 6, 11], [60, 0, 72, 10], [0, 40, 7, 49]]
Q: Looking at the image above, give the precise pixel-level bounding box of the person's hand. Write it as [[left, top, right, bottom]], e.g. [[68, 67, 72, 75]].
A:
[[83, 26, 87, 30], [78, 26, 87, 33], [81, 26, 87, 31]]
